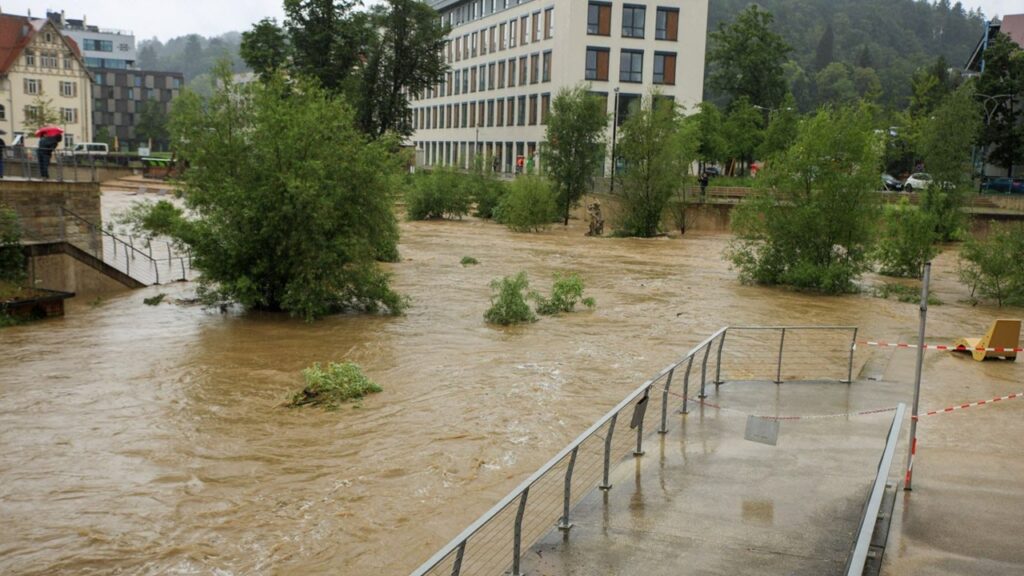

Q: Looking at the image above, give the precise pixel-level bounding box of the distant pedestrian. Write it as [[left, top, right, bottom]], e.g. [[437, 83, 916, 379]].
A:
[[526, 153, 535, 174], [698, 171, 709, 201], [0, 129, 6, 179], [492, 155, 500, 173], [37, 133, 61, 179]]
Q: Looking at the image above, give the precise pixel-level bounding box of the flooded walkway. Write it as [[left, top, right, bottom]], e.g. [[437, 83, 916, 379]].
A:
[[1, 191, 1022, 575]]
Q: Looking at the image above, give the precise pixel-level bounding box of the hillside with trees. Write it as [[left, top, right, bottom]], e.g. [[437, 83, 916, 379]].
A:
[[137, 32, 248, 85], [707, 0, 988, 110]]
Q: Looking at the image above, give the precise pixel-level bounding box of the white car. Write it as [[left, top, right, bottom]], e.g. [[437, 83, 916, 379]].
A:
[[903, 173, 932, 193]]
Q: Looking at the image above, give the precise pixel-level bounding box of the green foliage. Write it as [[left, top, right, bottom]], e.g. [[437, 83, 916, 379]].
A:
[[357, 0, 450, 137], [484, 272, 536, 325], [0, 205, 24, 283], [871, 282, 942, 305], [406, 168, 473, 220], [22, 91, 60, 130], [974, 33, 1024, 175], [722, 97, 764, 174], [692, 101, 728, 167], [758, 93, 800, 160], [707, 5, 792, 109], [469, 157, 507, 219], [291, 361, 382, 409], [284, 0, 367, 94], [542, 85, 608, 225], [138, 33, 248, 83], [729, 104, 881, 293], [615, 95, 691, 237], [874, 202, 939, 278], [132, 69, 405, 321], [531, 273, 595, 315], [460, 256, 479, 266], [495, 176, 558, 232], [919, 84, 982, 241], [143, 293, 167, 306], [134, 100, 170, 149], [240, 18, 290, 82], [959, 223, 1024, 307]]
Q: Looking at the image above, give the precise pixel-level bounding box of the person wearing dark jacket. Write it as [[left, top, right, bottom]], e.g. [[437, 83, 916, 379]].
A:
[[0, 129, 6, 178], [37, 133, 61, 178]]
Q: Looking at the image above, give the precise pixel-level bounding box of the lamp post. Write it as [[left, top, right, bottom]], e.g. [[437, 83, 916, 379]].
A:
[[610, 87, 620, 193]]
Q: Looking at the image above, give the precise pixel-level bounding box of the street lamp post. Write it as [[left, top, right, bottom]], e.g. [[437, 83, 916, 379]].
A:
[[610, 87, 620, 193]]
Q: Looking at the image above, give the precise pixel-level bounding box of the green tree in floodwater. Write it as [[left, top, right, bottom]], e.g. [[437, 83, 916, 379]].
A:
[[129, 67, 405, 321], [730, 104, 881, 293], [542, 85, 608, 226]]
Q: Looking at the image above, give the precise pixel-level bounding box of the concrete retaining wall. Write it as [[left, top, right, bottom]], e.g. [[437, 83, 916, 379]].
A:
[[0, 180, 102, 249]]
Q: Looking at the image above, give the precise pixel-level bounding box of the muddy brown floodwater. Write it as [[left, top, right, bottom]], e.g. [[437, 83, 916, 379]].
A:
[[0, 199, 1019, 575]]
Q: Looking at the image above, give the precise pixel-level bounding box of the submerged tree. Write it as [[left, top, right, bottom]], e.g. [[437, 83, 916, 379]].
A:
[[615, 95, 691, 237], [729, 104, 881, 293], [542, 85, 608, 225], [132, 68, 405, 320]]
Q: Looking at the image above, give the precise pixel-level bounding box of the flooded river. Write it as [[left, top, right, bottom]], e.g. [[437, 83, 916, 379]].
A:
[[0, 197, 1018, 575]]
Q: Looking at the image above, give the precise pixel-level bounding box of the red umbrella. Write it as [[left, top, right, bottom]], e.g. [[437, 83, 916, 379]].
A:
[[34, 125, 64, 138]]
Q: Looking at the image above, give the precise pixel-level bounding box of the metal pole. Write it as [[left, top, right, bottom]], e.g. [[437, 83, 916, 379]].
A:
[[450, 541, 465, 576], [180, 257, 186, 280], [658, 368, 674, 434], [844, 327, 858, 384], [775, 328, 787, 384], [680, 354, 694, 414], [610, 88, 619, 192], [714, 329, 728, 385], [698, 342, 711, 399], [558, 446, 578, 531], [511, 487, 529, 576], [599, 414, 617, 490], [904, 262, 931, 491], [633, 389, 648, 457]]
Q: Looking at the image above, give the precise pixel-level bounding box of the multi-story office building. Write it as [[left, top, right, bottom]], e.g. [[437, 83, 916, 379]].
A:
[[47, 11, 181, 151], [0, 13, 93, 147], [411, 0, 708, 173]]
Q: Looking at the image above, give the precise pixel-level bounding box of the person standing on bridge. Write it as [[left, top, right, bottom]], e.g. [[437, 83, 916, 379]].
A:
[[0, 129, 6, 179]]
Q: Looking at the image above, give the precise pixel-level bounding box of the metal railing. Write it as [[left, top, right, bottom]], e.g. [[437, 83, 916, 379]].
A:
[[3, 147, 144, 182], [846, 403, 906, 576], [410, 325, 859, 576], [60, 207, 193, 285]]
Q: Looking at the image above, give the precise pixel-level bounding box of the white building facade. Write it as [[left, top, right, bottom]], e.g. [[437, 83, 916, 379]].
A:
[[411, 0, 708, 173]]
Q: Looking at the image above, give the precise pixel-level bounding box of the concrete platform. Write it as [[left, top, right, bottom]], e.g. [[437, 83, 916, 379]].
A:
[[519, 378, 909, 576]]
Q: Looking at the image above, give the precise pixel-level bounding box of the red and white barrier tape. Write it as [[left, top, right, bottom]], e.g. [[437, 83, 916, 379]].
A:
[[913, 391, 1023, 420], [857, 340, 1023, 353]]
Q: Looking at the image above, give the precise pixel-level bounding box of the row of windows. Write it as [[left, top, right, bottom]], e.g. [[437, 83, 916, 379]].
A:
[[414, 93, 552, 131], [23, 78, 82, 96], [94, 87, 173, 101], [447, 7, 553, 64], [94, 99, 170, 113], [93, 73, 181, 89], [585, 48, 676, 85], [443, 0, 536, 27], [587, 3, 680, 41], [84, 57, 130, 69], [82, 39, 114, 52], [425, 51, 552, 101], [21, 105, 80, 123], [23, 50, 75, 70]]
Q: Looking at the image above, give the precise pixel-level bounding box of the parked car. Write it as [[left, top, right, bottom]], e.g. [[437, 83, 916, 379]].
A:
[[881, 173, 903, 191], [703, 165, 721, 178], [69, 142, 109, 157], [902, 172, 932, 193], [980, 177, 1024, 194]]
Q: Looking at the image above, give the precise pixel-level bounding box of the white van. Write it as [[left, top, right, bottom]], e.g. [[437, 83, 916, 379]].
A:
[[70, 142, 109, 156]]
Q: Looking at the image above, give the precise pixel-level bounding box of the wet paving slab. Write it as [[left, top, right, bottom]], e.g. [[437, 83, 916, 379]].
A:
[[519, 378, 910, 576]]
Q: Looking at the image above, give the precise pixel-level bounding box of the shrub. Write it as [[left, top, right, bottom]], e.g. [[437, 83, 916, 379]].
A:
[[959, 223, 1024, 307], [0, 205, 24, 283], [406, 167, 473, 220], [871, 282, 942, 305], [460, 256, 479, 266], [473, 176, 507, 219], [874, 202, 939, 278], [495, 176, 558, 232], [291, 362, 382, 409], [143, 293, 167, 306], [484, 272, 537, 325], [531, 273, 596, 315]]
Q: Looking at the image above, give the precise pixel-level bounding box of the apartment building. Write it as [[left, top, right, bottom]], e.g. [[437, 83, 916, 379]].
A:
[[411, 0, 708, 173], [46, 11, 136, 70], [0, 13, 93, 147]]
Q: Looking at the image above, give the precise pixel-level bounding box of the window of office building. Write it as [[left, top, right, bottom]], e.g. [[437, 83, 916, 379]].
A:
[[508, 58, 516, 87], [520, 15, 529, 44], [544, 8, 554, 39], [463, 68, 470, 92], [454, 70, 461, 95], [479, 65, 487, 91], [481, 29, 488, 56], [519, 56, 528, 86], [622, 5, 646, 38], [585, 47, 609, 81], [542, 51, 552, 82], [517, 95, 527, 126], [617, 93, 641, 125], [507, 98, 515, 126], [532, 12, 541, 42], [470, 67, 477, 93], [530, 53, 539, 84], [510, 19, 517, 48], [540, 93, 551, 124], [488, 62, 496, 90], [587, 2, 611, 35], [529, 95, 538, 125], [490, 26, 496, 52], [478, 101, 485, 126], [498, 60, 506, 88], [620, 49, 643, 83], [472, 32, 478, 57], [500, 22, 507, 49], [656, 7, 679, 41], [463, 34, 469, 59], [653, 52, 676, 85], [487, 100, 495, 126], [83, 39, 114, 52], [496, 98, 505, 126]]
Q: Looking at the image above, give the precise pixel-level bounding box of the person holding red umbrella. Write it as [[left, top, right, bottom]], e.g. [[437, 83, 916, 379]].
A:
[[34, 125, 63, 179]]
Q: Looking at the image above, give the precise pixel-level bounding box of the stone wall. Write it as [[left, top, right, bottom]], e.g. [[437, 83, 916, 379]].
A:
[[0, 180, 102, 250]]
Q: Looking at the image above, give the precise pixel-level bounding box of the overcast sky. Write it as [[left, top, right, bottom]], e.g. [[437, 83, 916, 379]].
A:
[[1, 0, 1019, 42]]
